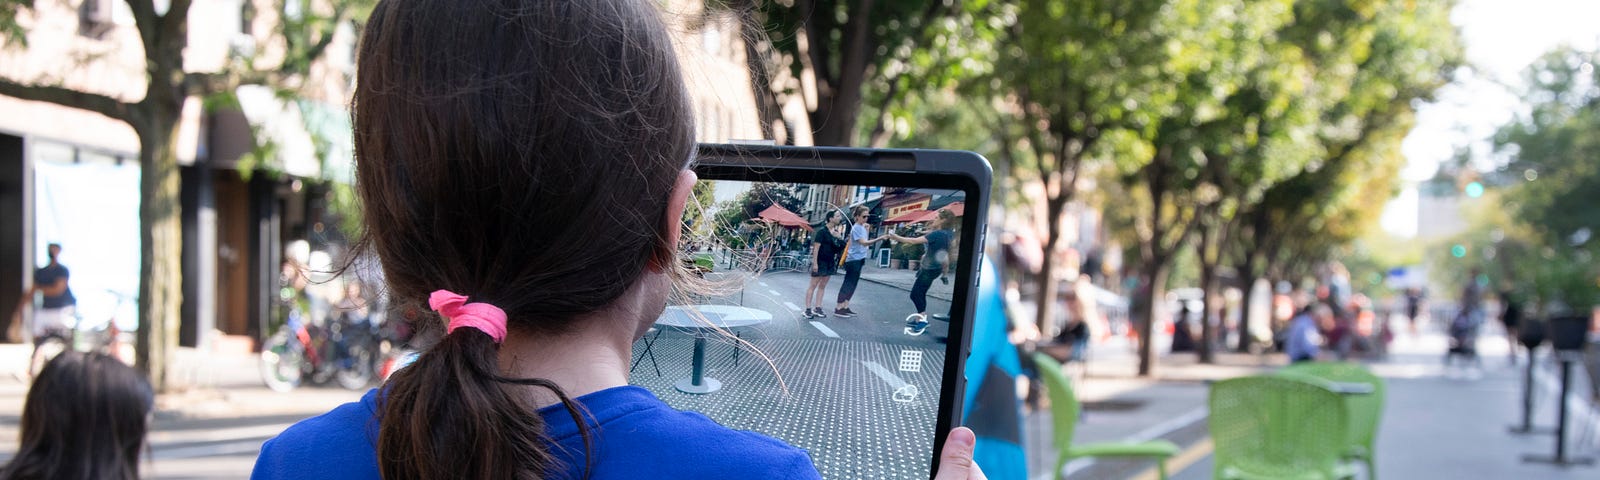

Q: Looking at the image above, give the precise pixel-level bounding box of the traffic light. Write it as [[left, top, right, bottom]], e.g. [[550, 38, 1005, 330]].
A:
[[1451, 244, 1467, 258], [1464, 181, 1484, 198]]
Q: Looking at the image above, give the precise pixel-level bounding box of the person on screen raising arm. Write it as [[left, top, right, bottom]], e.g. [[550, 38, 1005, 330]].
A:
[[888, 210, 959, 336], [804, 210, 848, 318], [250, 1, 984, 479], [834, 206, 886, 318]]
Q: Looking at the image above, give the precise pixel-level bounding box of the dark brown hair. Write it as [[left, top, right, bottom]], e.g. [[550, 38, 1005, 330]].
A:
[[353, 0, 694, 478], [0, 351, 153, 480]]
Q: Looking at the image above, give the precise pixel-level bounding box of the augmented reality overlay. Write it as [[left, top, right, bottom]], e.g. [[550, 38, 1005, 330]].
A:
[[628, 179, 969, 479]]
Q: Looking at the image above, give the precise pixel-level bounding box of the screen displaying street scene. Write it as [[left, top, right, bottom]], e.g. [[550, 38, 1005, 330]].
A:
[[628, 179, 969, 479]]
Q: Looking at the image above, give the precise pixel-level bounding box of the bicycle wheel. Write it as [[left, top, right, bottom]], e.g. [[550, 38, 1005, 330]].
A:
[[259, 329, 304, 392], [29, 335, 70, 378]]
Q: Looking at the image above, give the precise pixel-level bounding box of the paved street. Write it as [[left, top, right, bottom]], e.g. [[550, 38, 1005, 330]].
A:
[[1035, 322, 1600, 480]]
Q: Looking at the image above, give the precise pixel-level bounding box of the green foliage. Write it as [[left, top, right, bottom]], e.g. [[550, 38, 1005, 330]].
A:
[[1489, 46, 1600, 310], [710, 183, 804, 248], [0, 0, 30, 47]]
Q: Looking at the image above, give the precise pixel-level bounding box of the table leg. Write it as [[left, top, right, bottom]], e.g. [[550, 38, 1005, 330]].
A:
[[674, 333, 722, 394]]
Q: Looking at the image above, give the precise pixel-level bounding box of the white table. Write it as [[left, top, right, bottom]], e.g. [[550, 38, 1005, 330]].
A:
[[655, 305, 773, 394]]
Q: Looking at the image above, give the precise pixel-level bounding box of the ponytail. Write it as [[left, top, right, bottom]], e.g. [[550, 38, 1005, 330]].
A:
[[377, 293, 592, 479]]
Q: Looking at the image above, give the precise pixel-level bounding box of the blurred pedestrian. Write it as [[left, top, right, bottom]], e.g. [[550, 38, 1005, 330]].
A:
[[1286, 305, 1329, 363], [1445, 268, 1486, 377], [27, 243, 75, 341], [804, 210, 847, 318], [0, 351, 154, 480], [1404, 286, 1424, 335], [833, 206, 885, 318], [1498, 286, 1522, 365]]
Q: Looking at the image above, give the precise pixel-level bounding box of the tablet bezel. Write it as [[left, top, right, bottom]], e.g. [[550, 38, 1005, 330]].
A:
[[693, 143, 992, 478]]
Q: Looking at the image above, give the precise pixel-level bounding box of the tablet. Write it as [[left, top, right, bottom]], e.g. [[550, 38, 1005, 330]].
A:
[[628, 144, 991, 479]]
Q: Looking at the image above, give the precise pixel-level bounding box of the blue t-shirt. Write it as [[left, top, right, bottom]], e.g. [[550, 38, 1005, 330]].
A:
[[251, 386, 820, 479], [33, 264, 74, 309], [846, 224, 870, 262]]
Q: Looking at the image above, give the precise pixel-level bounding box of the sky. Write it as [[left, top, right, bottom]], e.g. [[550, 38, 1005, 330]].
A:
[[1380, 0, 1600, 237]]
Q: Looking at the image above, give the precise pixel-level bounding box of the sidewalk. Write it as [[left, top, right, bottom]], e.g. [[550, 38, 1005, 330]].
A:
[[1025, 326, 1600, 479], [0, 343, 363, 421]]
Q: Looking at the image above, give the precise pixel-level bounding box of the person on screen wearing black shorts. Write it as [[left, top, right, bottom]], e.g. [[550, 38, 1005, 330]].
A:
[[834, 206, 886, 318], [804, 210, 848, 318], [889, 210, 958, 336]]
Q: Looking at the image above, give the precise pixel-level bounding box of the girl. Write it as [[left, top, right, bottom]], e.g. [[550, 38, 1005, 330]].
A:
[[804, 210, 847, 318], [250, 1, 982, 479], [888, 210, 959, 336]]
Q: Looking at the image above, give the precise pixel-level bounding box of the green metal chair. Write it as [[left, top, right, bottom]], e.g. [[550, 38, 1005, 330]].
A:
[[1030, 353, 1178, 479], [1283, 362, 1385, 480], [1208, 374, 1357, 480]]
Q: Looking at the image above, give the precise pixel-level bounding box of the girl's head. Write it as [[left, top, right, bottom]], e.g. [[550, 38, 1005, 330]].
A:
[[852, 206, 871, 224], [354, 0, 695, 477], [3, 351, 153, 480], [935, 209, 958, 230]]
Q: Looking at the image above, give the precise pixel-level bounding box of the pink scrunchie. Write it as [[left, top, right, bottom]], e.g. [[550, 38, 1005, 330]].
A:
[[429, 290, 508, 344]]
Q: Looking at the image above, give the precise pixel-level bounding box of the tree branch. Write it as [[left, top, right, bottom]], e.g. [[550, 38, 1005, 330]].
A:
[[124, 0, 158, 56], [159, 0, 194, 47], [0, 77, 135, 123]]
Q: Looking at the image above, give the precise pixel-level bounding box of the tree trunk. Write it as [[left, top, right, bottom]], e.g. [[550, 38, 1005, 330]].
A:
[[134, 104, 183, 392], [1235, 265, 1261, 353], [1197, 225, 1217, 364], [1135, 260, 1169, 377], [809, 0, 876, 146], [1033, 193, 1070, 337], [1034, 238, 1059, 337]]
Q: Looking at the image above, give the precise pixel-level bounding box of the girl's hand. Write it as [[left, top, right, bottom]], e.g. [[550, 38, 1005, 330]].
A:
[[933, 427, 986, 480]]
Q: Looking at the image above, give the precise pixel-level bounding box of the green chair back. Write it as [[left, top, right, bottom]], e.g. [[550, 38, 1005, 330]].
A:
[[1283, 362, 1384, 451], [1031, 352, 1082, 453], [1208, 375, 1349, 479]]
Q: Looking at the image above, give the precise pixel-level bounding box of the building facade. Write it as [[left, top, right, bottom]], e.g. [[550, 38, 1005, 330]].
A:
[[3, 0, 778, 353]]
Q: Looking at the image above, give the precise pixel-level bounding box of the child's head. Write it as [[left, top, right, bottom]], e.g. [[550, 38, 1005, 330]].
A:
[[935, 209, 958, 229], [4, 351, 153, 480], [354, 0, 695, 477]]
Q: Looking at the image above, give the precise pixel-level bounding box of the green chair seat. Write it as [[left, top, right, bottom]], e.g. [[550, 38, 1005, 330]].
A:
[[1032, 352, 1177, 479], [1217, 462, 1360, 480], [1065, 439, 1181, 459]]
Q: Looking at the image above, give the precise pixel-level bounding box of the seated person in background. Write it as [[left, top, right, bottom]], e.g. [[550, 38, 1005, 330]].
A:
[[1286, 305, 1331, 363], [0, 351, 155, 480]]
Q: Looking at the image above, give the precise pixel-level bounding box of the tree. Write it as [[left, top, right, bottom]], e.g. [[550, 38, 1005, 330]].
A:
[[979, 0, 1183, 340], [729, 0, 971, 146], [1491, 46, 1600, 311], [1224, 0, 1460, 352], [0, 0, 372, 390]]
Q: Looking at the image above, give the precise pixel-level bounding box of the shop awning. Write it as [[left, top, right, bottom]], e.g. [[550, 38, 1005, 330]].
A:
[[883, 209, 939, 225], [757, 204, 813, 231]]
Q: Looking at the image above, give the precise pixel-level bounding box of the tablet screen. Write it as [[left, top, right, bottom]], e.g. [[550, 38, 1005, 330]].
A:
[[629, 178, 974, 479]]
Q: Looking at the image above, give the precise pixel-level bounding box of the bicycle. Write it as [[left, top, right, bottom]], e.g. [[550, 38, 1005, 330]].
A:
[[259, 300, 378, 392], [27, 290, 127, 378]]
